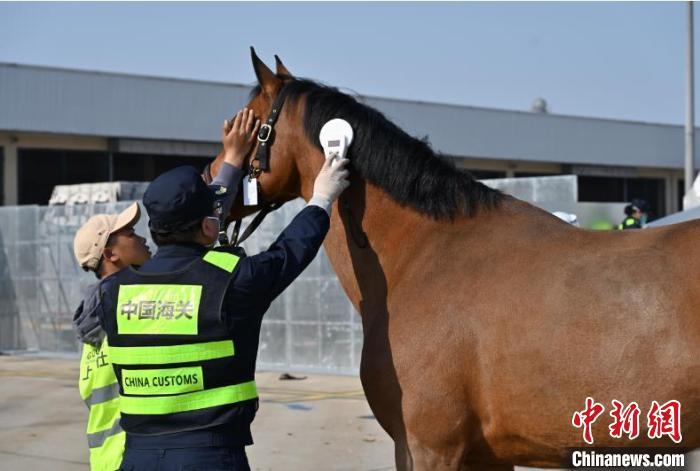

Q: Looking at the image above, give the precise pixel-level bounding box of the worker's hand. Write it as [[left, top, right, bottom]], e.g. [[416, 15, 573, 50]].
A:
[[222, 108, 260, 168], [312, 156, 351, 203]]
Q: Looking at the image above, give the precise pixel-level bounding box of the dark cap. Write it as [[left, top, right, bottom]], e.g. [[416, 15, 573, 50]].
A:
[[630, 198, 650, 213], [624, 199, 650, 217], [143, 166, 229, 233]]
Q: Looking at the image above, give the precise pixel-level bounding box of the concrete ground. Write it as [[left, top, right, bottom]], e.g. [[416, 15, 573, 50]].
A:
[[0, 354, 393, 471], [0, 354, 697, 471]]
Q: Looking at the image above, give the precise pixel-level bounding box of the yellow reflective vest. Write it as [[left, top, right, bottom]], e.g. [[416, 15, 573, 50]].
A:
[[78, 338, 125, 471], [99, 250, 258, 435], [618, 217, 641, 230]]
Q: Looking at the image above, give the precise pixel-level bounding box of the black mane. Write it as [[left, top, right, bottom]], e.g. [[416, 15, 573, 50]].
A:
[[257, 79, 503, 220]]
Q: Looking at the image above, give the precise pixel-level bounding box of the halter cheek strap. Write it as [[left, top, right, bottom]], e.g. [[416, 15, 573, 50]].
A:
[[202, 86, 290, 247], [253, 87, 288, 173]]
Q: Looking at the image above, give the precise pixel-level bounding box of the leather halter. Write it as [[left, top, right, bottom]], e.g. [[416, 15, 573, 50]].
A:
[[203, 85, 289, 247], [250, 85, 289, 176]]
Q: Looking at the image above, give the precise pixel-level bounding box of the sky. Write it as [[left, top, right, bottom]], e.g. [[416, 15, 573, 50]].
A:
[[0, 2, 694, 125]]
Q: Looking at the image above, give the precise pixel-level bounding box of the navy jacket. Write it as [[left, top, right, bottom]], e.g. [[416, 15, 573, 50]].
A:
[[101, 204, 330, 447], [73, 163, 244, 348]]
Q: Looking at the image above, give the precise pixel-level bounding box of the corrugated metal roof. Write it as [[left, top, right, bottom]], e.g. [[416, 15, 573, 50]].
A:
[[0, 62, 695, 168]]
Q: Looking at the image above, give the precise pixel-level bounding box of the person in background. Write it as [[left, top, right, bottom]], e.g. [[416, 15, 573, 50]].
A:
[[72, 107, 257, 470], [73, 202, 151, 470], [618, 198, 650, 230]]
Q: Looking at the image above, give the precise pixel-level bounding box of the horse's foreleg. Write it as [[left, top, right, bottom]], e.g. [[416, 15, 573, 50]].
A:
[[393, 438, 413, 471], [393, 390, 473, 470], [399, 435, 469, 471]]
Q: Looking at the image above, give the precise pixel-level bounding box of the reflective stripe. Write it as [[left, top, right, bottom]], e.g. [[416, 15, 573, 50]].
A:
[[84, 382, 120, 407], [119, 381, 257, 415], [87, 394, 121, 434], [88, 431, 125, 471], [87, 419, 124, 449], [109, 340, 234, 365], [203, 251, 240, 273]]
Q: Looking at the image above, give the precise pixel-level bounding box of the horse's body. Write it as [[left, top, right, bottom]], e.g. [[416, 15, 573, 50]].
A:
[[317, 181, 699, 469], [212, 51, 700, 469]]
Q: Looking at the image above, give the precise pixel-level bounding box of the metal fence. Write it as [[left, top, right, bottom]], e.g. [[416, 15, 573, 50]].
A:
[[0, 199, 362, 374], [0, 175, 629, 375]]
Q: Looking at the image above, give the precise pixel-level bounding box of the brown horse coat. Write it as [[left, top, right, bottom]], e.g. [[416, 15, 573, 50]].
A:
[[209, 51, 699, 470]]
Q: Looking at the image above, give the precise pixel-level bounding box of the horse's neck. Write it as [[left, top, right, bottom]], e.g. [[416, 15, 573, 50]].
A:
[[320, 179, 474, 328], [295, 146, 547, 326], [319, 181, 553, 325]]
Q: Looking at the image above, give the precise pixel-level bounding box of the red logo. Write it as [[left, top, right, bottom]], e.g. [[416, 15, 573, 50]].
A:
[[608, 400, 641, 440], [647, 400, 682, 444], [572, 398, 682, 444], [572, 397, 606, 444]]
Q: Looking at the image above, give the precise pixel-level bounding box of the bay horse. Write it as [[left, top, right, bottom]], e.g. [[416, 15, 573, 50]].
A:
[[208, 50, 700, 470]]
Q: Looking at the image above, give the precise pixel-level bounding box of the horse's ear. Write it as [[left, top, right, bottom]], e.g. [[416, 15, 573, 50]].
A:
[[274, 55, 293, 77], [250, 47, 281, 97]]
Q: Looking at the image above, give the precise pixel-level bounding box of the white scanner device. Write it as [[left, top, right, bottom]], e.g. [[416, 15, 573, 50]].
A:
[[319, 119, 353, 161]]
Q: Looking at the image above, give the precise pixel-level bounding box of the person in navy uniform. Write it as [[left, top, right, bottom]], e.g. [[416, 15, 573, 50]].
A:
[[97, 110, 350, 470]]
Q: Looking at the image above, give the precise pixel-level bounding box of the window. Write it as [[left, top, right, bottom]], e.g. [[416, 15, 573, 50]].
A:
[[578, 176, 666, 218], [114, 153, 210, 182], [467, 170, 507, 180], [18, 149, 109, 205], [514, 172, 561, 178]]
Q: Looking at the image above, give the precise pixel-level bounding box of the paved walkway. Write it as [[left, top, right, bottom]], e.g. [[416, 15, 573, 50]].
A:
[[0, 354, 697, 470], [0, 354, 392, 471]]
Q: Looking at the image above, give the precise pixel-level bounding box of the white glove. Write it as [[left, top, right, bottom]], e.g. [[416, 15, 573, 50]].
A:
[[308, 157, 350, 215]]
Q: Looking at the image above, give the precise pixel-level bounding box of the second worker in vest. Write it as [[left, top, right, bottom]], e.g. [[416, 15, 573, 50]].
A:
[[618, 198, 650, 230], [73, 202, 150, 471], [96, 139, 350, 469]]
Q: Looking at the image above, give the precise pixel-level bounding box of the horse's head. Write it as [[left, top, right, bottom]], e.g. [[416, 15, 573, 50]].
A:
[[221, 48, 502, 225], [223, 49, 326, 221]]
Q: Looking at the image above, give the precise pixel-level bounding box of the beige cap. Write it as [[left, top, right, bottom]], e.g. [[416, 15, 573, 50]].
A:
[[73, 202, 141, 271]]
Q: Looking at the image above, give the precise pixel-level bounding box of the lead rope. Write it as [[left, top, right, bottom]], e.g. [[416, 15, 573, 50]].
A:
[[231, 201, 286, 247]]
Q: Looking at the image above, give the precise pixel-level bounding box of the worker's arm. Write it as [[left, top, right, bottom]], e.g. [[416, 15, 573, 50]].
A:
[[224, 156, 350, 316], [232, 204, 330, 302], [210, 162, 244, 218], [211, 108, 260, 217], [72, 282, 105, 347]]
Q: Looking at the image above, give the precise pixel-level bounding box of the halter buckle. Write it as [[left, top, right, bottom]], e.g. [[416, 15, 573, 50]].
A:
[[249, 165, 262, 180], [257, 124, 273, 143]]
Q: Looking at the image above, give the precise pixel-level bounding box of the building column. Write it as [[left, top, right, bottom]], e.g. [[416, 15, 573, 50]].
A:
[[3, 144, 17, 206]]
